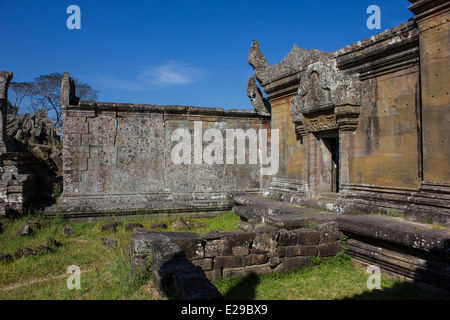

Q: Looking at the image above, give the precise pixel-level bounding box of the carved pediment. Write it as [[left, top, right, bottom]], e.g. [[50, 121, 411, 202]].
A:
[[290, 59, 362, 135]]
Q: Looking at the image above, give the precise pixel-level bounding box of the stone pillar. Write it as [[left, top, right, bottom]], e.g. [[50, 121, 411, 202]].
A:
[[0, 71, 13, 154], [406, 0, 450, 225], [409, 0, 450, 183], [59, 72, 79, 107]]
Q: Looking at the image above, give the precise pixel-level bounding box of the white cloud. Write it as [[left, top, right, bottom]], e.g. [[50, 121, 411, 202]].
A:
[[138, 61, 203, 85], [95, 61, 204, 90]]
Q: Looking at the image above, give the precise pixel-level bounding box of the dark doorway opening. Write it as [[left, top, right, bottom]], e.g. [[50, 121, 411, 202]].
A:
[[323, 136, 339, 193]]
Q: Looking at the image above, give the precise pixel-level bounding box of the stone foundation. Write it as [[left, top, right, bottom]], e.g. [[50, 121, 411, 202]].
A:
[[130, 221, 343, 299]]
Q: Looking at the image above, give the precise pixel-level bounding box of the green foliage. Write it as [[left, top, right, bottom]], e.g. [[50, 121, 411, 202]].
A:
[[0, 211, 239, 299], [425, 216, 434, 224], [332, 252, 351, 262], [214, 254, 438, 300], [52, 183, 63, 201], [311, 255, 322, 266], [6, 100, 18, 114]]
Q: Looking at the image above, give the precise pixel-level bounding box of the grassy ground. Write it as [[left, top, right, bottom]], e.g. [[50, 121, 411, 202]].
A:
[[0, 211, 439, 300], [214, 253, 438, 300]]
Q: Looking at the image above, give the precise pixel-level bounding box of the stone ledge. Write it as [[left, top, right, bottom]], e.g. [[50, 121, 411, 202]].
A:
[[336, 215, 450, 257]]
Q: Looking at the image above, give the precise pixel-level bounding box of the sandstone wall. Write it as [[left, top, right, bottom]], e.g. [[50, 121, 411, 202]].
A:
[[56, 102, 271, 215], [248, 0, 450, 225]]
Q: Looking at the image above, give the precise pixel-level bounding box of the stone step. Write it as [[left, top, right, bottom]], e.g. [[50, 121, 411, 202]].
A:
[[232, 192, 336, 228], [336, 214, 450, 257]]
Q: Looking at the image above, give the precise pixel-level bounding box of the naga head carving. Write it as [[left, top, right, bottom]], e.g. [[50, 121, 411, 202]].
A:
[[246, 75, 271, 117], [248, 40, 269, 84]]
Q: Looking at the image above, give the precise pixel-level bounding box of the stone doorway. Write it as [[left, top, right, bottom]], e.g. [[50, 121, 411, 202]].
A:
[[311, 132, 340, 195], [322, 135, 339, 193]]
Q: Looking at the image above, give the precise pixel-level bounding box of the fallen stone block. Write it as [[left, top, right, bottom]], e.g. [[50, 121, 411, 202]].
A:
[[125, 223, 143, 231], [101, 223, 116, 233], [18, 224, 32, 236], [102, 237, 118, 249], [22, 248, 37, 256], [61, 226, 74, 236]]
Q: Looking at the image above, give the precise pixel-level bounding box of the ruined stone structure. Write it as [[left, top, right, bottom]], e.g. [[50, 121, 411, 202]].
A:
[[47, 72, 272, 217], [0, 72, 62, 216], [251, 0, 450, 227], [27, 1, 445, 226], [131, 218, 343, 299], [0, 0, 449, 297]]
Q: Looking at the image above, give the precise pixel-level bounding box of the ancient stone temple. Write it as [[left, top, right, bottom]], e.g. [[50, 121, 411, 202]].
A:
[[0, 0, 449, 296], [0, 0, 447, 228], [249, 0, 450, 227], [26, 0, 446, 228]]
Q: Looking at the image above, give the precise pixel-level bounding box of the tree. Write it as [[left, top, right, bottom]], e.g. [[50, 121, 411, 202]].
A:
[[6, 100, 18, 114], [9, 81, 33, 111], [9, 73, 99, 127]]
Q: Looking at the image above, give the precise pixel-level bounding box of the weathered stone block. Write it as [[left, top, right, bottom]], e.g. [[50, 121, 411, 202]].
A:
[[191, 258, 213, 271], [204, 239, 228, 258], [214, 256, 245, 269], [278, 229, 297, 246], [318, 241, 343, 257], [125, 223, 143, 231], [251, 226, 278, 254], [293, 228, 320, 245], [203, 231, 253, 257], [18, 224, 32, 236], [275, 256, 312, 274], [222, 263, 272, 279], [279, 245, 318, 257], [315, 222, 341, 244], [150, 239, 186, 262], [244, 253, 268, 266], [64, 121, 88, 135], [159, 232, 204, 260], [100, 223, 116, 233]]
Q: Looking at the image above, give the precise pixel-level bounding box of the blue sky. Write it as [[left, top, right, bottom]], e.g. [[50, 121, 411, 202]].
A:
[[0, 0, 413, 110]]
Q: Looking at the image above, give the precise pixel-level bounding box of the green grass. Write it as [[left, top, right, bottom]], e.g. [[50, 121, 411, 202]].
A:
[[0, 211, 439, 300], [214, 254, 438, 300], [0, 211, 240, 300]]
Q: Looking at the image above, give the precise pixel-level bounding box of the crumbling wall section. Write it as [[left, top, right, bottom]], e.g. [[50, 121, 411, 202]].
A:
[[130, 221, 343, 298]]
